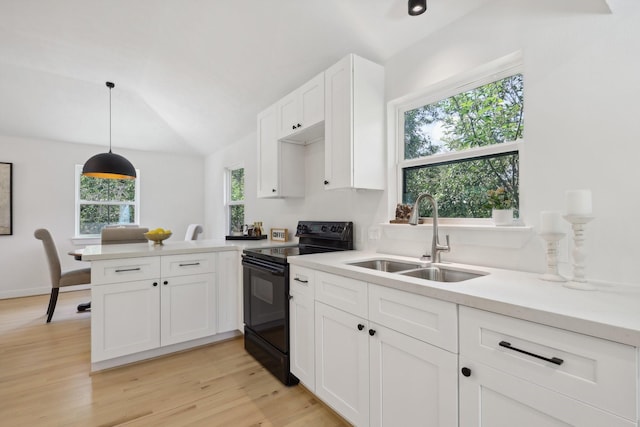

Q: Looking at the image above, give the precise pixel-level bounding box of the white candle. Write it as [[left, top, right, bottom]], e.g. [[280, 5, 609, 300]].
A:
[[540, 211, 563, 234], [565, 189, 592, 216]]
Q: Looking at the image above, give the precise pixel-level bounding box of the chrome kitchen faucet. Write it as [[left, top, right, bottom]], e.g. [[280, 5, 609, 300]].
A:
[[408, 193, 450, 262]]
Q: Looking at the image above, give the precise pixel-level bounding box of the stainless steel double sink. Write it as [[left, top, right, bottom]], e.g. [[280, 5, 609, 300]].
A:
[[346, 259, 486, 283]]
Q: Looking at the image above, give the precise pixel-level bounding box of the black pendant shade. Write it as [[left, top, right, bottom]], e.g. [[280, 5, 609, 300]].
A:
[[82, 151, 136, 179], [82, 82, 136, 180], [408, 0, 427, 16]]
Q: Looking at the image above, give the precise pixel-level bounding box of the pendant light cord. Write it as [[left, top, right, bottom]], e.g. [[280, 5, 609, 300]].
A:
[[106, 81, 115, 154]]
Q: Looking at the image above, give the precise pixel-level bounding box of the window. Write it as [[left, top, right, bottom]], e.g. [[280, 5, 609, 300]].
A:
[[398, 60, 523, 220], [227, 166, 245, 234], [75, 165, 140, 236]]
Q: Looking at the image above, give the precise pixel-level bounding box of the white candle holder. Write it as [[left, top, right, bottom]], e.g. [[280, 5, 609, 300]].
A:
[[562, 215, 595, 291], [538, 232, 566, 282]]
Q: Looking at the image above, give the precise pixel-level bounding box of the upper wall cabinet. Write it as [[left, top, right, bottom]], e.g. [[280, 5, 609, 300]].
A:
[[257, 105, 305, 199], [277, 72, 325, 143], [324, 54, 385, 191]]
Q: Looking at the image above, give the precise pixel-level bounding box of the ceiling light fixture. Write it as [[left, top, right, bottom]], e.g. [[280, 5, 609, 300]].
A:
[[82, 82, 137, 180], [408, 0, 427, 16]]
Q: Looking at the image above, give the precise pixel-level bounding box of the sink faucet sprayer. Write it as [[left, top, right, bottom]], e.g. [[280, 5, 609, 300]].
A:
[[408, 193, 450, 262]]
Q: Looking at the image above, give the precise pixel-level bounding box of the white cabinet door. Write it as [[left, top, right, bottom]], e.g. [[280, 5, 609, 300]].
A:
[[277, 72, 324, 142], [160, 273, 216, 346], [298, 72, 324, 132], [369, 323, 458, 427], [277, 91, 299, 139], [217, 250, 239, 333], [459, 357, 635, 427], [324, 54, 384, 190], [257, 105, 305, 198], [324, 54, 352, 190], [315, 302, 369, 427], [290, 287, 315, 390], [257, 105, 279, 198], [91, 279, 161, 363]]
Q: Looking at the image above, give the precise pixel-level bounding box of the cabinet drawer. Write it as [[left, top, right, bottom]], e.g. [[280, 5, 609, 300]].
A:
[[369, 284, 458, 353], [459, 306, 637, 420], [92, 257, 161, 285], [315, 272, 367, 318], [290, 265, 315, 297], [161, 253, 215, 278]]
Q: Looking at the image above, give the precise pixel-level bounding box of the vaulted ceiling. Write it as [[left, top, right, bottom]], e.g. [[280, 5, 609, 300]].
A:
[[2, 0, 607, 156]]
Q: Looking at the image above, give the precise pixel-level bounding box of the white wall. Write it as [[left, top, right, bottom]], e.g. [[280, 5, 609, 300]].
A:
[[205, 132, 387, 247], [383, 0, 640, 285], [206, 0, 640, 287], [0, 135, 204, 298]]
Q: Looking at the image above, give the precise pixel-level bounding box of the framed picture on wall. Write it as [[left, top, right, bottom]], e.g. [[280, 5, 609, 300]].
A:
[[0, 162, 12, 236]]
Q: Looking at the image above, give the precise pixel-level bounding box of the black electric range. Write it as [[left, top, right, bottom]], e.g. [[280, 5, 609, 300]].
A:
[[242, 221, 353, 385]]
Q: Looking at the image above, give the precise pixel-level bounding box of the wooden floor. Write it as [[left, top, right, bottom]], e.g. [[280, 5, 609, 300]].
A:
[[0, 290, 349, 426]]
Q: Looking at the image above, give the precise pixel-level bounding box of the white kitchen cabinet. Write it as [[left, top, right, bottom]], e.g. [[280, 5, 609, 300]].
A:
[[310, 272, 458, 427], [289, 265, 316, 389], [324, 54, 385, 190], [257, 104, 305, 198], [92, 278, 161, 362], [459, 356, 635, 427], [369, 322, 458, 427], [216, 250, 240, 333], [277, 72, 324, 142], [160, 273, 216, 346], [459, 306, 637, 426], [315, 301, 370, 427], [91, 252, 230, 364]]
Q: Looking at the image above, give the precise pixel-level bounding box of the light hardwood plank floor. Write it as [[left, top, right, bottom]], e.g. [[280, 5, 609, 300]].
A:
[[0, 290, 350, 426]]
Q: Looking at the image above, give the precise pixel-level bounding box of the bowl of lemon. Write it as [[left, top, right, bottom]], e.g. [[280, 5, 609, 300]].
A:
[[144, 228, 172, 245]]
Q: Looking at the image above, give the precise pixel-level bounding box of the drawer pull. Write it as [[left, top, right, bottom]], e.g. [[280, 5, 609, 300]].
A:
[[499, 340, 564, 366], [115, 267, 141, 273], [294, 277, 309, 284], [178, 262, 201, 267]]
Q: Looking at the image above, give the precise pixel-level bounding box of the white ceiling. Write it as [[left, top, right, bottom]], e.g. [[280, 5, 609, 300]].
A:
[[0, 0, 494, 155]]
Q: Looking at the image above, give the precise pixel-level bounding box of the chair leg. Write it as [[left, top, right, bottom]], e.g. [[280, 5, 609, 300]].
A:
[[46, 288, 60, 323]]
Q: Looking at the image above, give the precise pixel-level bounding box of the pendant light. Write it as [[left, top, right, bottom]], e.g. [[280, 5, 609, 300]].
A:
[[82, 82, 137, 180], [408, 0, 427, 16]]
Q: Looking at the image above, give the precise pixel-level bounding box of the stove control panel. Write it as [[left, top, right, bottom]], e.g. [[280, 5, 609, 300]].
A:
[[295, 221, 353, 243]]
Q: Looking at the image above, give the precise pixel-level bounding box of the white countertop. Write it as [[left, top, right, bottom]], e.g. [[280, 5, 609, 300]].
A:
[[288, 250, 640, 347], [81, 238, 291, 261]]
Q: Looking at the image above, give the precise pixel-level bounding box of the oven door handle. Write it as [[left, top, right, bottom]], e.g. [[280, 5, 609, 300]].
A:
[[242, 257, 286, 276]]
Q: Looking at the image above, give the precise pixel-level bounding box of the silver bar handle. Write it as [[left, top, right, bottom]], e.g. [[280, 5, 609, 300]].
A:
[[115, 267, 141, 273]]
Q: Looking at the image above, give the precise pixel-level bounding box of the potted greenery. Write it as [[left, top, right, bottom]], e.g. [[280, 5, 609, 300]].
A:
[[487, 187, 513, 226]]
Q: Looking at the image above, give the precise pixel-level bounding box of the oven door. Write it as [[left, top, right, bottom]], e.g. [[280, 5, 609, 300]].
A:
[[242, 256, 288, 353]]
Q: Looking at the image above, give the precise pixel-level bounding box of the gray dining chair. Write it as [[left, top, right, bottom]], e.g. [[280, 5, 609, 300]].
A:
[[34, 228, 91, 323], [184, 224, 203, 241], [101, 226, 149, 244]]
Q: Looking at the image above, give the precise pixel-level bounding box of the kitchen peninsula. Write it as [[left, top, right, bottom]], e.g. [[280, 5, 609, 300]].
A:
[[82, 240, 244, 372]]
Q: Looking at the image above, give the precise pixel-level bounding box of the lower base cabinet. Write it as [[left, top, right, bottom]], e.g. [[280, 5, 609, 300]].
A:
[[291, 267, 639, 427], [160, 273, 216, 346], [370, 323, 458, 427], [314, 301, 458, 427], [459, 356, 635, 427], [92, 279, 161, 361], [91, 251, 239, 365], [315, 302, 370, 426]]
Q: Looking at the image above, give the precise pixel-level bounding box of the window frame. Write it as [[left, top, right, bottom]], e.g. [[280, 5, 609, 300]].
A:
[[225, 164, 245, 234], [74, 164, 141, 237], [391, 53, 524, 223]]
